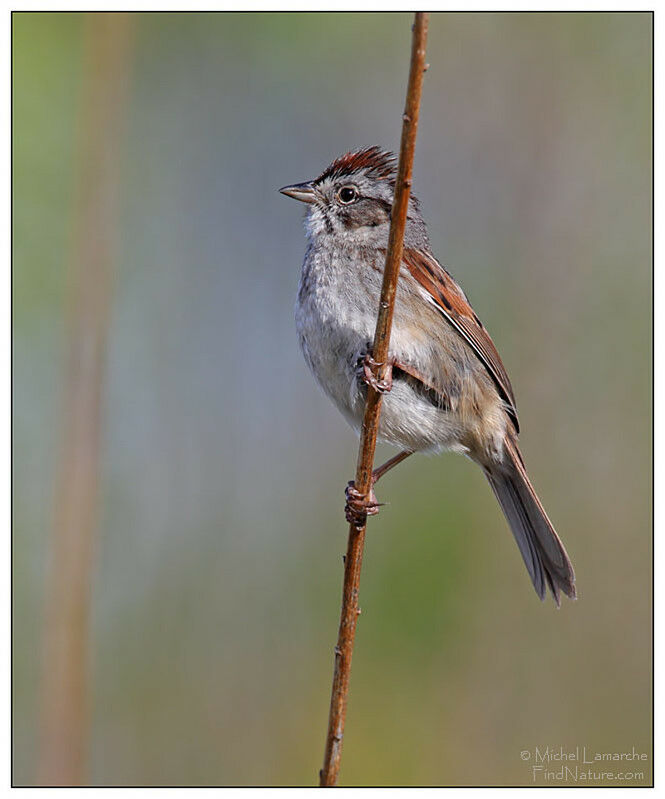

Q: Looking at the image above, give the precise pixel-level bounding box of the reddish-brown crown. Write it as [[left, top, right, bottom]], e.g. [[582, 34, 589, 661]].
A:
[[314, 146, 397, 184]]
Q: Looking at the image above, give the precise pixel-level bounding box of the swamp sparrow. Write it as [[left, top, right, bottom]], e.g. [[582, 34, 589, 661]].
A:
[[280, 147, 575, 605]]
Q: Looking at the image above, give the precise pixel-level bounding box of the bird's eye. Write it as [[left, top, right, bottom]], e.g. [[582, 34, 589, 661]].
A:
[[338, 186, 358, 204]]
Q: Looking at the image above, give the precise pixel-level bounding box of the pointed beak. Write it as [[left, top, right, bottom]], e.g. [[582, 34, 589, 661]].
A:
[[279, 181, 317, 204]]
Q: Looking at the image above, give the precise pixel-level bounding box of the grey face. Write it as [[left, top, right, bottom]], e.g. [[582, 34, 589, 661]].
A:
[[280, 172, 393, 239], [315, 173, 394, 233]]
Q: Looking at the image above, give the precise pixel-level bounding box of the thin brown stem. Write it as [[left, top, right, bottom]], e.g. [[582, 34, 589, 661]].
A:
[[319, 12, 429, 787]]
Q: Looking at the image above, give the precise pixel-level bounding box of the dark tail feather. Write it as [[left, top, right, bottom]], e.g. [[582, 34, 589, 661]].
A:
[[484, 436, 576, 606]]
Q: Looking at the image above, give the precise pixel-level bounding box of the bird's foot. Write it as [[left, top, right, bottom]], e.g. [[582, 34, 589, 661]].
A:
[[358, 352, 393, 394], [344, 481, 382, 527]]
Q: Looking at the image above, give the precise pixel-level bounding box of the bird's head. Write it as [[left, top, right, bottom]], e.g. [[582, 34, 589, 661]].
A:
[[280, 146, 426, 247]]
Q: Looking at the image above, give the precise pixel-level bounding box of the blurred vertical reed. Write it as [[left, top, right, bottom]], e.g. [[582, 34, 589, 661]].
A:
[[319, 12, 429, 787], [39, 13, 133, 786]]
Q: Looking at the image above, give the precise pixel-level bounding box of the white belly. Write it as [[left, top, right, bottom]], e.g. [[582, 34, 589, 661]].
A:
[[295, 286, 469, 455]]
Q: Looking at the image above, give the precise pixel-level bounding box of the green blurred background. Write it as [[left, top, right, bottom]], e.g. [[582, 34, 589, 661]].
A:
[[13, 11, 652, 787]]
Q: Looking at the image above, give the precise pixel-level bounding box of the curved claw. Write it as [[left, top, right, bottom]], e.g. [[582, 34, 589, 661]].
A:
[[344, 480, 382, 527]]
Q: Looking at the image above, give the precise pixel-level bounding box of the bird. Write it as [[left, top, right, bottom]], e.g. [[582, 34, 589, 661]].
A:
[[280, 146, 575, 605]]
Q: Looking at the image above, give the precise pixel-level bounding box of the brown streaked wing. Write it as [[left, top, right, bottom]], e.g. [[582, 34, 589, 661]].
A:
[[403, 248, 519, 432]]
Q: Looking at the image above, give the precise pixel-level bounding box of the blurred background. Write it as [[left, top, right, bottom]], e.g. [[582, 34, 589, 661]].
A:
[[13, 11, 652, 787]]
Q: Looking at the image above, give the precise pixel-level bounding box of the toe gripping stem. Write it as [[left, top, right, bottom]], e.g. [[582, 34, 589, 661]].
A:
[[358, 351, 393, 394], [344, 481, 381, 528]]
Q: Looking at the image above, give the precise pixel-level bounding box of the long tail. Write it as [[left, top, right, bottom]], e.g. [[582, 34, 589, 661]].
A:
[[483, 434, 576, 606]]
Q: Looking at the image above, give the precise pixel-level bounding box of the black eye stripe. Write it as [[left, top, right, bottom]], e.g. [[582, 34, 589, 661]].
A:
[[336, 189, 393, 213], [373, 198, 393, 213]]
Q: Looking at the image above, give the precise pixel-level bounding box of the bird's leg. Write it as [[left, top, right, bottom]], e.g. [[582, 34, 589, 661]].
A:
[[371, 449, 413, 484], [344, 450, 413, 527]]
